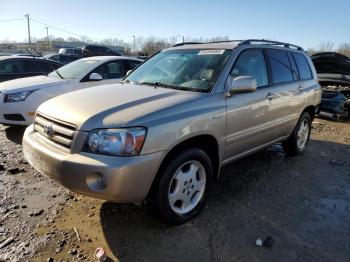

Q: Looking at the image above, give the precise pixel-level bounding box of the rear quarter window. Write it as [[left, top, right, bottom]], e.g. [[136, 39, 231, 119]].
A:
[[293, 53, 313, 80], [266, 49, 294, 84]]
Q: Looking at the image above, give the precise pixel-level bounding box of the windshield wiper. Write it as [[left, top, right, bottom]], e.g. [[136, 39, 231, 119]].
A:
[[138, 81, 181, 89], [138, 81, 207, 92], [121, 79, 131, 84], [29, 48, 65, 80]]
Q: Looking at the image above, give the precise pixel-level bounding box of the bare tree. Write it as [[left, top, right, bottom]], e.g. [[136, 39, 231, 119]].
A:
[[338, 43, 350, 57], [318, 41, 334, 52]]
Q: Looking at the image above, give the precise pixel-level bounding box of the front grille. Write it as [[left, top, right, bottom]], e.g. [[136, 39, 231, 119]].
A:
[[33, 113, 76, 149]]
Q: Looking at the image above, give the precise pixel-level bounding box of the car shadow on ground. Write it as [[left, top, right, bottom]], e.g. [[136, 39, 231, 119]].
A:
[[4, 125, 26, 145], [99, 140, 350, 262]]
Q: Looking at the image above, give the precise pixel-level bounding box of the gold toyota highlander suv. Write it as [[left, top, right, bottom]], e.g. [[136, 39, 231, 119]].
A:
[[23, 40, 321, 224]]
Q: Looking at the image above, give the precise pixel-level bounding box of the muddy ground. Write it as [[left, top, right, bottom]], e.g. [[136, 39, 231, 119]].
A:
[[0, 118, 349, 262]]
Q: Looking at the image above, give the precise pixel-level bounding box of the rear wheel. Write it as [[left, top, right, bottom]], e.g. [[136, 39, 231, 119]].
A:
[[151, 148, 213, 225], [282, 112, 311, 156]]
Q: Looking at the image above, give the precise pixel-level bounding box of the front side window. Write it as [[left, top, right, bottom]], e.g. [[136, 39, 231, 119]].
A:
[[231, 49, 268, 87], [25, 61, 43, 73], [49, 59, 98, 79], [267, 49, 294, 84], [293, 53, 313, 80], [125, 49, 231, 92], [37, 61, 59, 73], [92, 61, 126, 79]]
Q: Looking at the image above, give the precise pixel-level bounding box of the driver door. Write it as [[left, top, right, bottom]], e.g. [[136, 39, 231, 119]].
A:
[[225, 49, 277, 159]]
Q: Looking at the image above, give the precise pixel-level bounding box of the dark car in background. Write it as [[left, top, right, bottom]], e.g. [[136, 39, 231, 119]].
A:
[[58, 47, 83, 56], [0, 56, 63, 83], [82, 45, 121, 57], [311, 52, 350, 120], [44, 54, 81, 65]]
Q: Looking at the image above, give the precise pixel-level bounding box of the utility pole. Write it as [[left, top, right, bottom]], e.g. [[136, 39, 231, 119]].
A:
[[183, 36, 185, 43], [45, 27, 49, 49], [24, 14, 31, 48], [132, 35, 136, 55]]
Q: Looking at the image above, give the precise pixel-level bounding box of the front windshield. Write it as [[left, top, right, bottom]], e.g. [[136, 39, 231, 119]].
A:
[[125, 49, 231, 92], [48, 59, 99, 79]]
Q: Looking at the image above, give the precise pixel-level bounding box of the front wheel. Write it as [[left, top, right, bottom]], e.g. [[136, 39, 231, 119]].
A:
[[282, 112, 311, 156], [151, 148, 213, 225]]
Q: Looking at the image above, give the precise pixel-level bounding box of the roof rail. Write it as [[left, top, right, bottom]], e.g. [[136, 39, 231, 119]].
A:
[[205, 40, 244, 44], [172, 42, 203, 47], [171, 39, 304, 51], [238, 39, 304, 51]]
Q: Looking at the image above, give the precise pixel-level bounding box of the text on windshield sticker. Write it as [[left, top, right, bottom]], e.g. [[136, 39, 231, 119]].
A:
[[198, 50, 225, 55]]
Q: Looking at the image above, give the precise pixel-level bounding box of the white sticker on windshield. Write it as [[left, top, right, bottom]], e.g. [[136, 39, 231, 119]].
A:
[[198, 49, 225, 55]]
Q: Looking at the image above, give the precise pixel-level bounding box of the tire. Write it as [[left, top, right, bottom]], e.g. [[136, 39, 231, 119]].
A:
[[151, 148, 213, 225], [282, 112, 312, 156]]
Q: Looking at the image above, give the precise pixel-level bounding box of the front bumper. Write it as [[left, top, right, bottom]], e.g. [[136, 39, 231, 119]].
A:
[[0, 95, 33, 125], [23, 125, 164, 202]]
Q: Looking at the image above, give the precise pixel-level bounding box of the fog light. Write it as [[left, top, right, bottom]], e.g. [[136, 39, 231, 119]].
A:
[[98, 173, 107, 188], [86, 172, 107, 191]]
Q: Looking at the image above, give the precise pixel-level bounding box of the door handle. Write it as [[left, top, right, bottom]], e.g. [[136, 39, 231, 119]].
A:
[[298, 86, 304, 92], [266, 93, 275, 100]]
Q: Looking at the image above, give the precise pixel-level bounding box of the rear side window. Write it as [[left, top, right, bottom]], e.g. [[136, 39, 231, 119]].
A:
[[231, 49, 268, 87], [293, 53, 313, 80], [266, 49, 294, 84], [0, 60, 25, 73]]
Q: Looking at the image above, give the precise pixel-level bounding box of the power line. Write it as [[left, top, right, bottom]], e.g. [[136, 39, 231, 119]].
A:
[[0, 18, 25, 23], [29, 17, 93, 40]]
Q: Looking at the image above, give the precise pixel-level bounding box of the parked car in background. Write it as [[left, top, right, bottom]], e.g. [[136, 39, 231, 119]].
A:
[[311, 52, 350, 120], [82, 45, 121, 57], [23, 40, 321, 224], [0, 56, 62, 83], [0, 56, 142, 125], [58, 47, 83, 56], [44, 54, 81, 65]]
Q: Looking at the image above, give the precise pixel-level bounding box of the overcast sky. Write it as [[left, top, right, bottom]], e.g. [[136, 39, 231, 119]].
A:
[[1, 0, 349, 49]]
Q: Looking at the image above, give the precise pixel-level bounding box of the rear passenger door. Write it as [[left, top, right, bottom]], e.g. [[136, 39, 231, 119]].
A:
[[264, 49, 304, 137]]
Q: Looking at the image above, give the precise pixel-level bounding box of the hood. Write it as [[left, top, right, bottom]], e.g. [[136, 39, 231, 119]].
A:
[[311, 52, 350, 85], [0, 75, 68, 94], [317, 73, 350, 86], [37, 83, 205, 131]]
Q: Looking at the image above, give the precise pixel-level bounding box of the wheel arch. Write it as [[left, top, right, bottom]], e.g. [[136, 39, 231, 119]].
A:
[[147, 134, 220, 198], [302, 105, 316, 120]]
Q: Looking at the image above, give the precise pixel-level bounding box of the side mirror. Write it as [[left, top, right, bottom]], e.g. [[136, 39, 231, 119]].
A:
[[225, 75, 257, 96], [126, 70, 133, 76], [89, 72, 103, 81]]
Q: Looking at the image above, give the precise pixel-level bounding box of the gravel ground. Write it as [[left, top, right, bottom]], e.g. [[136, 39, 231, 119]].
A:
[[0, 118, 349, 262]]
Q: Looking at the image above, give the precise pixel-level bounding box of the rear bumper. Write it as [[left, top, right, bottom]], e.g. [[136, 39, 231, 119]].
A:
[[23, 125, 164, 202]]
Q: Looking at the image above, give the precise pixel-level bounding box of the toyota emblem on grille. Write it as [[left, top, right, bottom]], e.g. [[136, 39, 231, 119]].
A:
[[43, 124, 53, 137]]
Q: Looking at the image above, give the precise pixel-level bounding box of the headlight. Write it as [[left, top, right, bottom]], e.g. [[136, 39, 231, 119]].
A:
[[4, 90, 38, 103], [84, 127, 147, 156]]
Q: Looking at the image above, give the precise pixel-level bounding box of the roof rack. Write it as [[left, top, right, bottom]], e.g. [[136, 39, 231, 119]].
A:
[[172, 42, 202, 47], [238, 39, 304, 51], [172, 39, 304, 51]]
